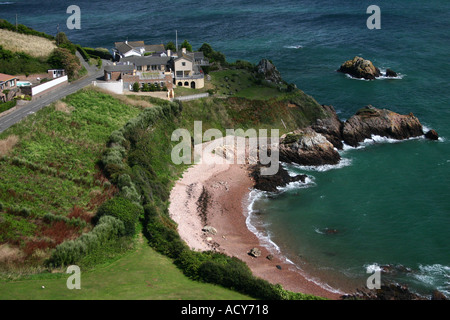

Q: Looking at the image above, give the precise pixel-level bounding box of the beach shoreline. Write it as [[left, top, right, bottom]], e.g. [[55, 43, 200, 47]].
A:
[[169, 159, 344, 300]]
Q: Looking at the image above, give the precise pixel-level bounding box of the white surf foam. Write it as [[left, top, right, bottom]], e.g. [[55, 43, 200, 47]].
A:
[[284, 45, 303, 49], [288, 157, 353, 172]]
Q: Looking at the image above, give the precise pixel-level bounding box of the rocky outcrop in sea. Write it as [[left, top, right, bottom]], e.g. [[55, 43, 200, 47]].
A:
[[338, 56, 399, 80], [279, 127, 341, 166], [342, 105, 424, 147]]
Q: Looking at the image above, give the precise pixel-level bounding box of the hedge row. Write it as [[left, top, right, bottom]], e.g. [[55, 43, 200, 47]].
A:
[[83, 47, 113, 61], [46, 215, 125, 267]]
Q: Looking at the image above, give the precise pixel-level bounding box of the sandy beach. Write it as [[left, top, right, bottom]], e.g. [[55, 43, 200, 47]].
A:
[[168, 138, 343, 300]]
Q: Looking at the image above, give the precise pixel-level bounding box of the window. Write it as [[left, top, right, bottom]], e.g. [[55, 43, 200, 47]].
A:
[[182, 62, 186, 67]]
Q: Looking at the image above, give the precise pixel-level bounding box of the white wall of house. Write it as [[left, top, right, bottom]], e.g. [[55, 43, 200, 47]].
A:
[[31, 76, 68, 96], [92, 80, 124, 94], [174, 58, 193, 77]]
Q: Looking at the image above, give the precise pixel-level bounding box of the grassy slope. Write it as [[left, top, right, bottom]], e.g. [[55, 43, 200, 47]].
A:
[[0, 89, 143, 269], [0, 29, 57, 58], [0, 240, 251, 300]]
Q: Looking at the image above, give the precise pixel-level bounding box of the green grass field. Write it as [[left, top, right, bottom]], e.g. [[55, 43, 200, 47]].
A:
[[0, 239, 251, 300], [0, 88, 143, 268]]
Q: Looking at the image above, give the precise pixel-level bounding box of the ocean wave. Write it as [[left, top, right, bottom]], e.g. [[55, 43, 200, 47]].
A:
[[276, 176, 315, 192], [288, 157, 353, 172], [0, 2, 14, 4], [342, 133, 426, 152], [284, 45, 303, 49], [344, 70, 404, 81], [413, 264, 450, 297]]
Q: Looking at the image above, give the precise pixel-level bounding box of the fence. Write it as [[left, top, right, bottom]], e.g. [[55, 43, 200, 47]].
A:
[[173, 93, 209, 102]]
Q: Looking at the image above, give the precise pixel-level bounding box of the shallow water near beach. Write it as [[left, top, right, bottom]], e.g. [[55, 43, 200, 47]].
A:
[[2, 0, 449, 297]]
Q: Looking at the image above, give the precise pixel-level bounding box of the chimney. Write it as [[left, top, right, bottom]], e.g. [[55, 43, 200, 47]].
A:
[[182, 47, 186, 54], [167, 49, 172, 57]]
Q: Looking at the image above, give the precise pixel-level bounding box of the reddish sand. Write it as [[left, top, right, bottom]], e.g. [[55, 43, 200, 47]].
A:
[[168, 138, 344, 300]]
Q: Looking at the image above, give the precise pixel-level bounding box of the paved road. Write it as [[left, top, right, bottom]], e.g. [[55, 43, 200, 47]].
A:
[[0, 53, 106, 134]]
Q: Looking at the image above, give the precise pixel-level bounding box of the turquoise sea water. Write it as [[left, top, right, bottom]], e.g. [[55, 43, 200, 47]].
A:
[[1, 0, 449, 296]]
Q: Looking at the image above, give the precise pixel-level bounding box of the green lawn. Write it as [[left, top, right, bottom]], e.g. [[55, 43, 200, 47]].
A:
[[0, 241, 252, 300]]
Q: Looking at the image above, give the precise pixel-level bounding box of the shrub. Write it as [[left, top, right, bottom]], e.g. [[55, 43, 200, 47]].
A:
[[132, 82, 140, 92], [47, 215, 125, 267], [95, 197, 143, 236]]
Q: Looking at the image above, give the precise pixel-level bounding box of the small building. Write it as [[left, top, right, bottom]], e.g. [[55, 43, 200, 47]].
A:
[[48, 69, 66, 79], [0, 73, 18, 102], [104, 64, 135, 81]]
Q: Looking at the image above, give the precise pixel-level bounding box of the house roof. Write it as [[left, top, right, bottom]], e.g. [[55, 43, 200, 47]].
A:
[[104, 64, 135, 72], [122, 56, 171, 67], [114, 42, 134, 55], [144, 44, 165, 53], [0, 73, 17, 82], [174, 52, 194, 62]]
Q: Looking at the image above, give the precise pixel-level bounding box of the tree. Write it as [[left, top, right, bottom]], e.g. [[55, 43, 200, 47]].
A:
[[181, 39, 192, 52], [199, 43, 214, 58], [47, 47, 81, 80], [165, 41, 176, 51]]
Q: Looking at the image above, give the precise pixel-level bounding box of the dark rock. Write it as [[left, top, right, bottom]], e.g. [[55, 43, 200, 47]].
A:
[[266, 254, 274, 261], [311, 105, 344, 149], [432, 290, 448, 300], [342, 283, 428, 300], [385, 68, 398, 77], [342, 105, 424, 147], [324, 228, 339, 235], [276, 265, 282, 270], [250, 163, 308, 192], [256, 59, 283, 85], [338, 56, 381, 80], [425, 129, 439, 141], [248, 247, 261, 258], [279, 127, 341, 166]]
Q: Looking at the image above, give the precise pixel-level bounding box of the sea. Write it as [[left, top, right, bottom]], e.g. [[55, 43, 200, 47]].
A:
[[1, 0, 449, 298]]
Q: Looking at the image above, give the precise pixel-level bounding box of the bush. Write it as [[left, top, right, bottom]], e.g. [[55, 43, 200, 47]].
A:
[[132, 82, 140, 92], [47, 215, 125, 267], [95, 197, 143, 236]]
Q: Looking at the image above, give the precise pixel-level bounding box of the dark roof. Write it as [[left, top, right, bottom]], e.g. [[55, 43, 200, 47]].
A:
[[114, 42, 134, 55], [127, 41, 145, 47], [193, 52, 204, 59], [122, 56, 171, 67], [104, 64, 135, 72], [174, 51, 194, 62], [144, 44, 165, 53]]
